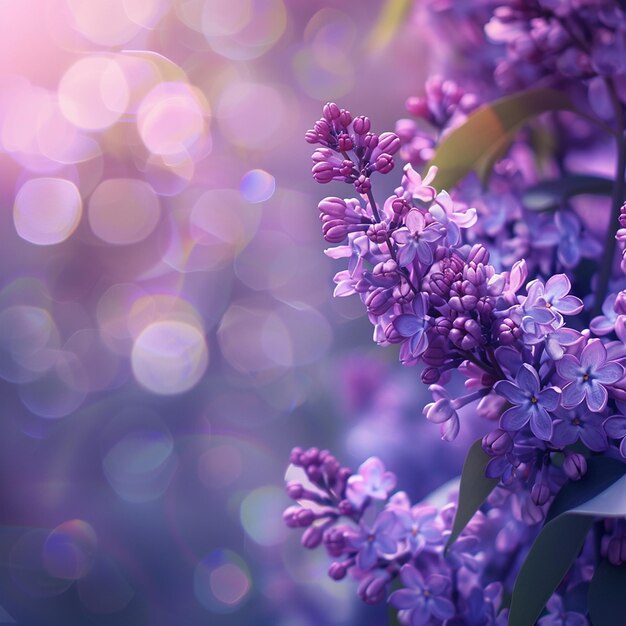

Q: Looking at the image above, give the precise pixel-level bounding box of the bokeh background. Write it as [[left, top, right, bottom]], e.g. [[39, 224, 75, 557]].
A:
[[0, 1, 481, 624]]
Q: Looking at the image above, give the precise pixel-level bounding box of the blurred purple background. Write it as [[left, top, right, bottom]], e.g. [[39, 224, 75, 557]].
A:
[[0, 1, 475, 624]]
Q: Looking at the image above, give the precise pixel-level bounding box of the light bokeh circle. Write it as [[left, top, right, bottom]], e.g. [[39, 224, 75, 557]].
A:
[[88, 178, 161, 245], [13, 178, 82, 246], [131, 320, 208, 394], [58, 56, 129, 131]]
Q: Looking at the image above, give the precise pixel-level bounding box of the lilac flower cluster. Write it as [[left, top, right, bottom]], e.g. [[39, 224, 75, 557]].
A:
[[284, 448, 591, 624], [486, 0, 626, 117], [285, 1, 626, 622]]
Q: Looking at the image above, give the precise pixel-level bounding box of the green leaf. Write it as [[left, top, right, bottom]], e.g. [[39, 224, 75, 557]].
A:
[[509, 457, 626, 625], [508, 515, 593, 626], [427, 88, 575, 190], [445, 439, 498, 552], [365, 0, 412, 52], [547, 457, 626, 522], [589, 560, 626, 626], [523, 175, 614, 212]]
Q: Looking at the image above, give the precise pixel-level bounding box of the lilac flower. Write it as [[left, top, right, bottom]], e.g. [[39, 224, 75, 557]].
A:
[[552, 407, 608, 452], [393, 294, 430, 362], [540, 274, 584, 316], [518, 274, 582, 338], [423, 385, 460, 441], [590, 291, 626, 342], [401, 164, 438, 203], [393, 209, 445, 266], [555, 210, 602, 269], [604, 415, 626, 458], [429, 190, 477, 246], [394, 504, 442, 556], [557, 339, 624, 412], [346, 457, 397, 507], [494, 364, 560, 440], [345, 510, 398, 570], [389, 564, 455, 626]]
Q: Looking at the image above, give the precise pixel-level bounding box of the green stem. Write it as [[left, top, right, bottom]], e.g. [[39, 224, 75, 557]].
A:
[[366, 189, 381, 222], [593, 80, 626, 316]]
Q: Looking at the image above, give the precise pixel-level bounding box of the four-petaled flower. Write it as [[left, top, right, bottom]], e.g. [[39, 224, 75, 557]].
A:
[[556, 339, 624, 412], [389, 564, 455, 626], [395, 504, 442, 556], [393, 294, 430, 361], [393, 209, 445, 267], [345, 510, 398, 570], [494, 364, 560, 440], [552, 407, 608, 452], [346, 457, 397, 507]]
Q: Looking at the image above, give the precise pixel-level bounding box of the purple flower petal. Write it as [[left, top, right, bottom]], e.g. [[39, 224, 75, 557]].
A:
[[409, 330, 428, 356], [537, 387, 560, 411], [526, 305, 556, 325], [394, 315, 423, 338], [431, 596, 455, 621], [389, 589, 419, 610], [530, 406, 553, 441], [586, 380, 608, 413], [561, 381, 586, 409], [554, 294, 583, 315], [399, 564, 424, 590], [545, 274, 570, 300], [581, 339, 607, 369], [405, 209, 425, 233], [397, 242, 417, 267], [580, 424, 608, 452], [494, 379, 527, 405], [356, 543, 377, 570], [556, 354, 581, 381], [552, 419, 577, 447], [605, 416, 626, 438], [517, 364, 540, 395], [409, 602, 431, 626], [393, 229, 410, 244], [426, 575, 449, 596], [595, 361, 624, 385], [501, 404, 530, 431], [416, 242, 434, 266], [441, 415, 460, 441]]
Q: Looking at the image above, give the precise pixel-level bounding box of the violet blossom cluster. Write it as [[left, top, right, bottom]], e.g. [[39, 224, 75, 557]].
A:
[[285, 1, 626, 623], [485, 0, 626, 117], [284, 449, 592, 625]]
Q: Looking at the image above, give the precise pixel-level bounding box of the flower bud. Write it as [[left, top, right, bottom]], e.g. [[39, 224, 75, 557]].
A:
[[301, 525, 324, 549], [531, 482, 551, 506], [421, 367, 441, 384], [377, 132, 400, 155], [328, 560, 349, 580], [563, 452, 587, 481], [324, 528, 347, 557], [323, 102, 341, 121], [607, 536, 626, 566], [482, 429, 513, 456], [286, 481, 304, 499], [352, 115, 371, 135], [357, 573, 389, 604]]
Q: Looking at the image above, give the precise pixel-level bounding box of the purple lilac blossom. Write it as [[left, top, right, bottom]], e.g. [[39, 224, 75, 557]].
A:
[[557, 339, 624, 412], [389, 564, 455, 626], [494, 364, 560, 440]]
